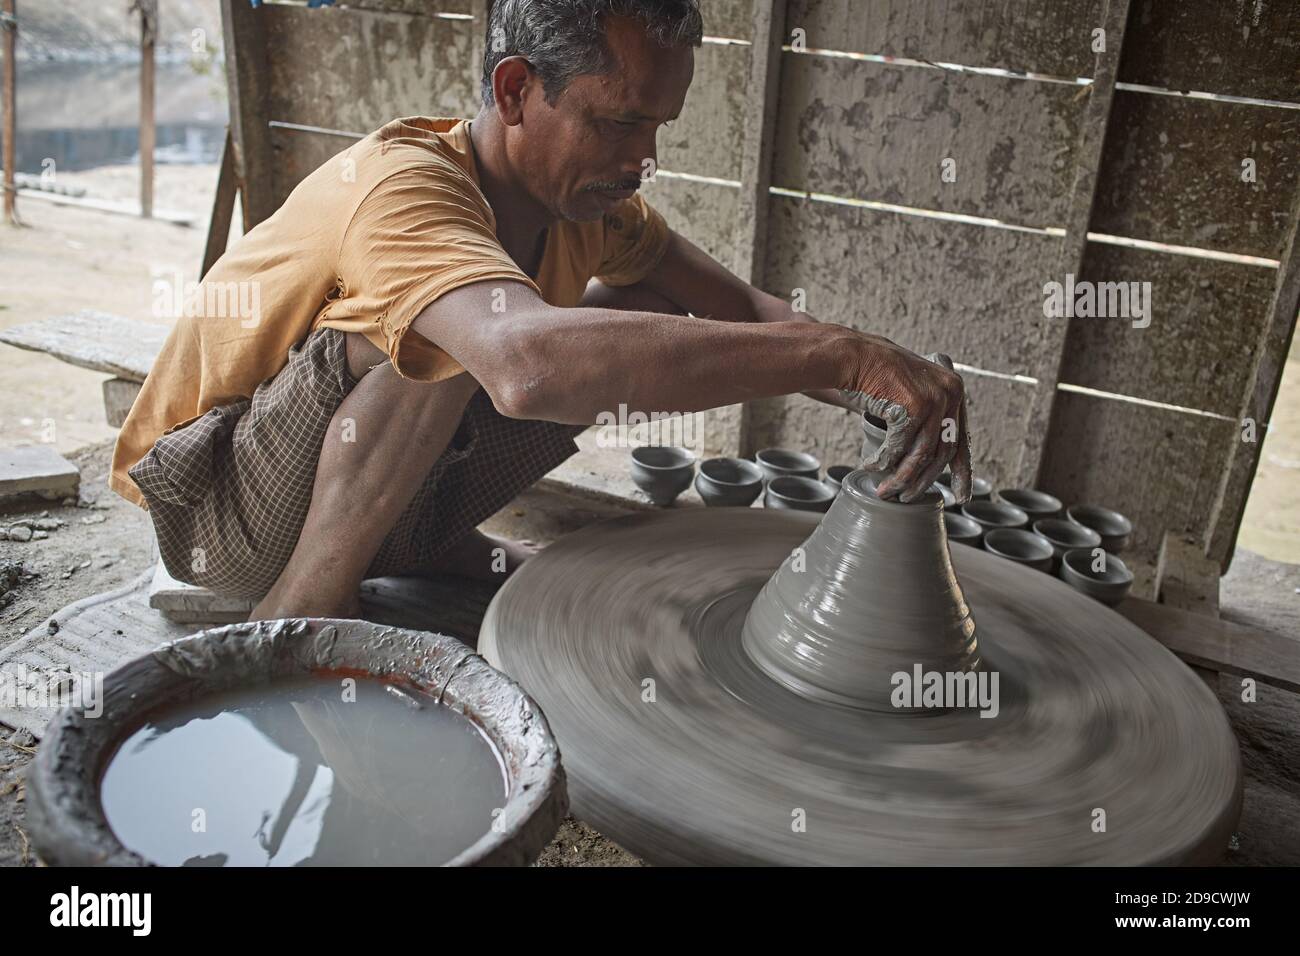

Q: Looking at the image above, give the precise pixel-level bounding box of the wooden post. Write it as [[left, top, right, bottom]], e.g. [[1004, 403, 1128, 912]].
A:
[[1205, 185, 1300, 569], [1, 0, 16, 225], [730, 0, 787, 457], [137, 0, 156, 219], [1018, 0, 1131, 485], [200, 129, 238, 278], [220, 0, 276, 229]]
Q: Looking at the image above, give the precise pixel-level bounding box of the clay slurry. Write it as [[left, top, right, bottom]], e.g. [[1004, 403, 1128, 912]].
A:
[[99, 675, 507, 866]]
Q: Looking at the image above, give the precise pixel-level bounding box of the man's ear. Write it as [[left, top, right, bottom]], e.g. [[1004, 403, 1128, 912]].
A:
[[491, 56, 533, 127]]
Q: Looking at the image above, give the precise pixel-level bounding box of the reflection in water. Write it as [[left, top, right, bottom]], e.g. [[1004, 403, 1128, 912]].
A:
[[99, 676, 509, 867], [4, 61, 228, 172]]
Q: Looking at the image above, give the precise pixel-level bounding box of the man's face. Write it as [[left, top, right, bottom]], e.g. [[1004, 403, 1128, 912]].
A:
[[508, 15, 695, 222]]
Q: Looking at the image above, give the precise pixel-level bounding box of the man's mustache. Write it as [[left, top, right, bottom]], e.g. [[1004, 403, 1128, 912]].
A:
[[583, 178, 642, 193]]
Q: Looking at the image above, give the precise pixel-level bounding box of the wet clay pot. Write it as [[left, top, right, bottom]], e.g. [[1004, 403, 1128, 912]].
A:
[[742, 470, 979, 711], [1067, 504, 1134, 554], [1033, 518, 1101, 572], [823, 464, 854, 491], [944, 510, 984, 546], [1059, 549, 1134, 606], [962, 499, 1029, 533], [25, 619, 568, 867]]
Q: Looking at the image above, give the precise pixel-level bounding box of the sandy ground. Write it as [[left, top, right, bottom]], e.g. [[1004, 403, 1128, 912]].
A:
[[0, 164, 1297, 867]]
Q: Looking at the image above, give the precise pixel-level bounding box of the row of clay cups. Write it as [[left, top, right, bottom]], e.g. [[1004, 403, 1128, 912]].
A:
[[943, 514, 1133, 604]]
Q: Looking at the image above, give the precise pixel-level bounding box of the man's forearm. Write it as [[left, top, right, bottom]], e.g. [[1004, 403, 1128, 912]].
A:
[[490, 306, 860, 424]]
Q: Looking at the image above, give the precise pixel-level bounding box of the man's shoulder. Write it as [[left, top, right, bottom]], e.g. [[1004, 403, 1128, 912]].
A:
[[359, 116, 476, 179]]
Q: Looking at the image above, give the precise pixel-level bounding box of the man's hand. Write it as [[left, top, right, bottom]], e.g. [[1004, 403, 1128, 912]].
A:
[[840, 342, 973, 505]]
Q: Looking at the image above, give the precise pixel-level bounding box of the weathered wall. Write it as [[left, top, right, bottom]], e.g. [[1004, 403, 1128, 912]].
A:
[[224, 0, 1300, 565]]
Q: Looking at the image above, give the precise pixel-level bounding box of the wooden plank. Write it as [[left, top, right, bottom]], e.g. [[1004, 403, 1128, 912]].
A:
[[201, 128, 238, 279], [333, 0, 475, 14], [2, 0, 16, 225], [1207, 185, 1300, 568], [0, 311, 166, 381], [772, 53, 1084, 227], [102, 378, 143, 429], [762, 194, 1061, 373], [1056, 243, 1278, 415], [262, 5, 478, 135], [1092, 92, 1300, 260], [660, 41, 749, 181], [1120, 0, 1300, 103], [138, 0, 156, 219], [1021, 0, 1130, 485], [1038, 391, 1236, 561], [1117, 597, 1300, 695], [726, 0, 785, 460], [220, 0, 277, 228], [784, 0, 1104, 77], [1154, 530, 1221, 617], [149, 561, 252, 624]]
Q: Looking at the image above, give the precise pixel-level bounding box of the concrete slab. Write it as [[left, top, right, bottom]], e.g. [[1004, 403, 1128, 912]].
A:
[[148, 561, 253, 624], [0, 445, 80, 500]]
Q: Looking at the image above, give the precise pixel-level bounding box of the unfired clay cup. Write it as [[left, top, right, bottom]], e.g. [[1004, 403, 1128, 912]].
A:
[[695, 457, 764, 507], [1033, 518, 1101, 572], [961, 499, 1029, 533], [931, 481, 958, 509], [1059, 548, 1134, 606], [824, 465, 854, 492], [943, 511, 984, 547], [630, 445, 696, 506], [995, 487, 1063, 520], [755, 448, 821, 483], [1067, 504, 1134, 553], [764, 475, 836, 512], [983, 528, 1054, 572]]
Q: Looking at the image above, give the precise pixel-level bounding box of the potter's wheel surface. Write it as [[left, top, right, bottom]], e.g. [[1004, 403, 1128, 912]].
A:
[[480, 509, 1240, 865]]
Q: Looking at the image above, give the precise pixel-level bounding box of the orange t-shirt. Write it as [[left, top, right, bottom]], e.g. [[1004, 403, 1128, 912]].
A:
[[110, 116, 669, 507]]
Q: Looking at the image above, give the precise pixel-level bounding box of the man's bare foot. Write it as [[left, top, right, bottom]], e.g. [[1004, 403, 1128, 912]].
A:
[[425, 528, 541, 582]]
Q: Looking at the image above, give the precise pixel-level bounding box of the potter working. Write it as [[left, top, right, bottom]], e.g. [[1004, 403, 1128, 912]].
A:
[[6, 0, 1296, 885], [108, 0, 973, 619]]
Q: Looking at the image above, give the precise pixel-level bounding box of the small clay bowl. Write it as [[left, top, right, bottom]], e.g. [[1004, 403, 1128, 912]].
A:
[[961, 499, 1029, 533], [764, 475, 836, 512], [944, 511, 984, 547], [995, 488, 1063, 520], [695, 457, 764, 507], [983, 528, 1054, 572], [938, 472, 992, 501], [755, 448, 821, 482], [1033, 518, 1101, 572], [630, 445, 696, 506], [824, 464, 854, 491], [1059, 548, 1134, 606], [1067, 504, 1134, 553]]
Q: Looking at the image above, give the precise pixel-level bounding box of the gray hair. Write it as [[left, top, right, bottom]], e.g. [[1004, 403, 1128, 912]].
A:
[[482, 0, 704, 105]]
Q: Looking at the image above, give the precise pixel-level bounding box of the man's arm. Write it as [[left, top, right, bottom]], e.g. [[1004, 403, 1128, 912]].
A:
[[408, 275, 970, 503]]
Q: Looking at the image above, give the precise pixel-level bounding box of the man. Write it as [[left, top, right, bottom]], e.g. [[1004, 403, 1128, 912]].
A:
[[111, 0, 971, 621]]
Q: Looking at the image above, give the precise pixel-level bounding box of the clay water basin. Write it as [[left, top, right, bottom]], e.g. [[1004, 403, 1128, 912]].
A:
[[25, 619, 567, 867]]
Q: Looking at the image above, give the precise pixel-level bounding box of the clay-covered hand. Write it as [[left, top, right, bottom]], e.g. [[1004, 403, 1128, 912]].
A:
[[840, 342, 974, 504]]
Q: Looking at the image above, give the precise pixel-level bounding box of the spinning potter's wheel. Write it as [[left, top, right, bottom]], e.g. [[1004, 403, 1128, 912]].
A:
[[480, 472, 1240, 865]]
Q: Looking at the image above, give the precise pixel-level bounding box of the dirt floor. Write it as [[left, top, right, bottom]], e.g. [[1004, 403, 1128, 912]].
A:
[[1, 164, 1298, 868]]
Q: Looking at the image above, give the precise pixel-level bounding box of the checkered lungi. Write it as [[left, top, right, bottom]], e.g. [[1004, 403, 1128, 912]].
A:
[[127, 327, 585, 599]]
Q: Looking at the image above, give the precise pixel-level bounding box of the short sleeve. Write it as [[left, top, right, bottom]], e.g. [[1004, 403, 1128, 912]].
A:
[[330, 162, 537, 381], [595, 192, 670, 287]]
